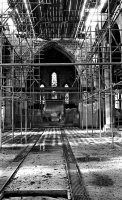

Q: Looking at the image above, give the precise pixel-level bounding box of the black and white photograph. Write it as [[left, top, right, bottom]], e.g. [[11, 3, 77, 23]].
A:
[[0, 0, 122, 199]]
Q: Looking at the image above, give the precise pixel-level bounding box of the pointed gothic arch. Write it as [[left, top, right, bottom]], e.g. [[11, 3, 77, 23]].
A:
[[35, 41, 75, 63]]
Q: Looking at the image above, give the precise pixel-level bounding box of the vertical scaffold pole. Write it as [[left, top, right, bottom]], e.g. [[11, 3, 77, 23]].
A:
[[20, 66, 23, 141], [79, 72, 82, 128], [0, 18, 3, 149], [90, 26, 94, 136], [0, 63, 2, 149], [11, 29, 15, 143], [84, 27, 88, 133], [12, 52, 14, 143], [99, 64, 102, 137], [30, 68, 32, 129], [0, 65, 2, 149], [20, 28, 23, 140], [91, 66, 94, 136], [108, 0, 114, 147], [81, 72, 84, 129], [98, 47, 102, 137], [25, 77, 27, 134], [97, 2, 102, 136], [86, 68, 88, 133], [32, 67, 34, 128]]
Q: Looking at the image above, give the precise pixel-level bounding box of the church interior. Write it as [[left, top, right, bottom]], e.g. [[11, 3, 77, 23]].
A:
[[0, 0, 122, 200], [0, 0, 121, 133]]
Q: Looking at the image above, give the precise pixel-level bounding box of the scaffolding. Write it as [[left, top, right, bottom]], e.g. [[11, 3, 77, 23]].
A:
[[76, 0, 122, 146], [0, 0, 122, 147]]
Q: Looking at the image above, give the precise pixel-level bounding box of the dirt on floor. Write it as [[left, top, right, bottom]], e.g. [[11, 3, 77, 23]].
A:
[[5, 146, 68, 191], [70, 137, 122, 200], [1, 129, 122, 200], [0, 148, 21, 170]]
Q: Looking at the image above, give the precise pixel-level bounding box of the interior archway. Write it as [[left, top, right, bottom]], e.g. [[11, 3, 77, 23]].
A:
[[27, 45, 79, 127]]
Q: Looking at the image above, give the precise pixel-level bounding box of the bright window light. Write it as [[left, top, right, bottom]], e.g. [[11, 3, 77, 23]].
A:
[[0, 0, 17, 33]]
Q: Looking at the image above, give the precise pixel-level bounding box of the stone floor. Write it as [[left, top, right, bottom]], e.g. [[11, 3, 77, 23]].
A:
[[1, 128, 122, 200], [65, 128, 122, 200]]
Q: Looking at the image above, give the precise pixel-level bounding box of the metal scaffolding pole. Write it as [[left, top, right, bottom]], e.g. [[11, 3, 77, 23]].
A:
[[20, 66, 23, 140], [79, 71, 82, 128], [12, 57, 14, 143], [90, 26, 94, 136], [99, 64, 102, 136], [32, 67, 34, 128], [108, 0, 114, 147], [0, 65, 2, 149], [25, 77, 27, 133], [29, 68, 32, 129], [0, 62, 122, 67], [81, 71, 84, 129], [86, 68, 88, 133], [24, 17, 28, 135], [79, 73, 82, 128], [20, 28, 23, 139], [0, 0, 121, 132], [0, 15, 3, 148], [91, 66, 94, 136]]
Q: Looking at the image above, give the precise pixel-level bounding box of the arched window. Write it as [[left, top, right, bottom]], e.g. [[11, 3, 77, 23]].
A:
[[51, 72, 57, 99], [65, 84, 69, 88], [51, 72, 57, 87], [40, 84, 45, 88], [40, 84, 45, 104], [64, 84, 69, 104]]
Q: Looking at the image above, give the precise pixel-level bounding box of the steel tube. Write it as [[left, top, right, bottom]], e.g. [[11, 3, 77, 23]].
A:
[[0, 62, 121, 67]]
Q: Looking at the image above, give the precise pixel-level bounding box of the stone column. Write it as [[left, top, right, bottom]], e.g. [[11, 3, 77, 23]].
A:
[[103, 43, 111, 131], [104, 66, 111, 130], [5, 77, 12, 128], [5, 45, 14, 129]]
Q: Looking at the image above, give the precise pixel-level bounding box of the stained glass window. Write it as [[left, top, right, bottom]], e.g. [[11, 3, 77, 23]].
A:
[[51, 72, 57, 99], [65, 84, 69, 104], [40, 84, 45, 104], [51, 72, 57, 87], [40, 84, 44, 88]]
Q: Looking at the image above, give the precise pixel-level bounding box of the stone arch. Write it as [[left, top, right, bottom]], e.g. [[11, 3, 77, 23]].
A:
[[35, 41, 76, 63]]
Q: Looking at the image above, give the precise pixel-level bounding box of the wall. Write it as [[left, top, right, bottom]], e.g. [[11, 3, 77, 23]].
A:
[[79, 101, 99, 128]]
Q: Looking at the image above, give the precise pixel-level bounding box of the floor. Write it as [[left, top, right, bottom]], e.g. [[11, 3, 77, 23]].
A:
[[0, 127, 122, 200], [65, 128, 122, 200]]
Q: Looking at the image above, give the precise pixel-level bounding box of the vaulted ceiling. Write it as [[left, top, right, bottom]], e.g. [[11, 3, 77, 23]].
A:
[[30, 0, 83, 39], [8, 0, 98, 40]]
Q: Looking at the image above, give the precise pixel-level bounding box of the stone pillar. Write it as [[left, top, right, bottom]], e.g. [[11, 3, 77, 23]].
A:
[[5, 45, 14, 129], [104, 66, 111, 130], [5, 78, 12, 128], [103, 43, 111, 131], [79, 74, 83, 129]]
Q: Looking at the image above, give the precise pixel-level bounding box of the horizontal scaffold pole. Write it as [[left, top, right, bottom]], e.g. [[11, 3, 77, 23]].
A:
[[0, 62, 122, 67]]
